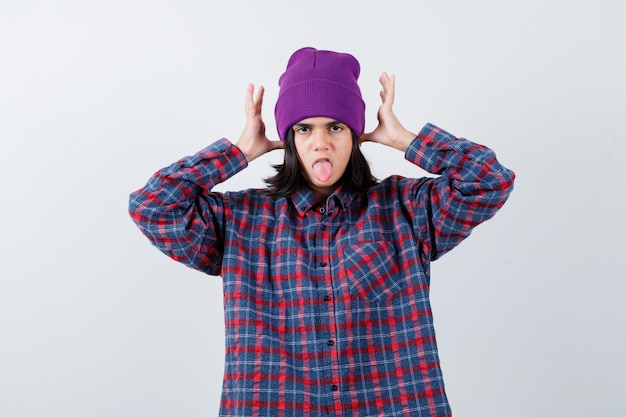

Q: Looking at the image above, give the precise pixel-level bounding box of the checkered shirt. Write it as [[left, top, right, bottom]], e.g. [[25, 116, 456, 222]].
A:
[[129, 123, 515, 416]]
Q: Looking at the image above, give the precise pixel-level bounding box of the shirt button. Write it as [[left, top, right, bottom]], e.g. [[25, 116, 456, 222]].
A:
[[320, 207, 326, 214], [327, 211, 333, 216], [319, 261, 327, 267], [327, 340, 335, 346], [331, 384, 339, 391], [323, 295, 331, 301]]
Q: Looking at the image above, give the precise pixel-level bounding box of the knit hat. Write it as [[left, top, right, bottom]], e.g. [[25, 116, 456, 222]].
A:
[[274, 47, 365, 141]]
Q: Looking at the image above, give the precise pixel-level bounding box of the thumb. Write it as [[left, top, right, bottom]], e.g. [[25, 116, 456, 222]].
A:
[[359, 130, 376, 144], [270, 139, 285, 151]]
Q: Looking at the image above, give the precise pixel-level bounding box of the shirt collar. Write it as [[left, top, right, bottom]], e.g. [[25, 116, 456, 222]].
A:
[[290, 183, 360, 216]]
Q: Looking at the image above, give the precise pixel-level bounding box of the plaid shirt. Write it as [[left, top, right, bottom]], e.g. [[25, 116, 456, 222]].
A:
[[129, 123, 515, 416]]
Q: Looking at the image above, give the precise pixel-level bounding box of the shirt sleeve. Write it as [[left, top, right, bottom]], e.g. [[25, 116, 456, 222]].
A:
[[128, 138, 248, 275], [404, 123, 516, 260]]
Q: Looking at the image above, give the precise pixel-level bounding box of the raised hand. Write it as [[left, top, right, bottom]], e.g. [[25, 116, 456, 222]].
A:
[[236, 83, 283, 162], [360, 72, 416, 152]]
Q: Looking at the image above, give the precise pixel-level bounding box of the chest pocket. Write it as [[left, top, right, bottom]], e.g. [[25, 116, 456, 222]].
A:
[[342, 241, 405, 302]]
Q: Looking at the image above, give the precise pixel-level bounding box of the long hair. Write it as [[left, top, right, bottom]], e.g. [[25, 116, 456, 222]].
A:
[[264, 129, 377, 198]]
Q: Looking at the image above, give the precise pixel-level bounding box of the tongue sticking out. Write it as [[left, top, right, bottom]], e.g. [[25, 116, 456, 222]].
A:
[[313, 160, 333, 182]]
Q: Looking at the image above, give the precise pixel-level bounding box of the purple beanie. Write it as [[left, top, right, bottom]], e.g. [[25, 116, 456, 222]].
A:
[[274, 47, 365, 141]]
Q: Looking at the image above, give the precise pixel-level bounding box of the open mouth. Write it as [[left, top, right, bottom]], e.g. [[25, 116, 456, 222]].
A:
[[312, 159, 333, 182]]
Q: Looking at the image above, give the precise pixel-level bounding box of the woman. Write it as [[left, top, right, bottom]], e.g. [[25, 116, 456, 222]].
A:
[[129, 46, 515, 416]]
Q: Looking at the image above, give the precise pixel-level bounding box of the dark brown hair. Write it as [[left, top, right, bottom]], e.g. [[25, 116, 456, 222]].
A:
[[264, 129, 377, 198]]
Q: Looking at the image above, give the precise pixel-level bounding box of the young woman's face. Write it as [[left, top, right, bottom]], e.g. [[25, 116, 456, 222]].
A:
[[292, 117, 353, 199]]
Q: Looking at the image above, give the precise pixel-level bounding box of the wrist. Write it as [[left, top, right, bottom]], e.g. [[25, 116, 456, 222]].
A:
[[234, 143, 253, 163], [391, 129, 417, 152]]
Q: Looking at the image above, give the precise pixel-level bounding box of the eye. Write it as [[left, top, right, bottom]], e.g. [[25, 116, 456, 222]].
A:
[[329, 124, 344, 133], [294, 126, 310, 134]]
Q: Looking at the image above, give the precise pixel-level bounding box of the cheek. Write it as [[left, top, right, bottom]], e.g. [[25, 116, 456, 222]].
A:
[[339, 141, 354, 164], [292, 141, 307, 164]]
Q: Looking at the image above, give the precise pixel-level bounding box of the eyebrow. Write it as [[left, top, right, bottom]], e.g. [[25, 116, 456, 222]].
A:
[[293, 120, 344, 128]]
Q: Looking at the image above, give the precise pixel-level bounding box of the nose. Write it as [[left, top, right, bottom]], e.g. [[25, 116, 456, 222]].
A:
[[312, 129, 331, 150]]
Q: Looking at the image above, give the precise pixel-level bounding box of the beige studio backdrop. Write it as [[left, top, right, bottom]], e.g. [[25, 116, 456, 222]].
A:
[[1, 0, 624, 416]]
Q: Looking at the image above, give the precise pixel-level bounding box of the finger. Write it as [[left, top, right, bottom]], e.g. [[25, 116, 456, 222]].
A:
[[381, 73, 396, 108], [254, 85, 265, 116], [244, 83, 255, 117], [388, 74, 396, 104], [379, 71, 389, 85], [378, 72, 388, 102]]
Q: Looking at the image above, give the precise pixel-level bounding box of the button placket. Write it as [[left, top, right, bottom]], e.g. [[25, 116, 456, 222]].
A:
[[316, 200, 343, 407]]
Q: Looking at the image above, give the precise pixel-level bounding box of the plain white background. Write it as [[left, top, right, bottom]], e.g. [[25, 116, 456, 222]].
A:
[[1, 0, 624, 416]]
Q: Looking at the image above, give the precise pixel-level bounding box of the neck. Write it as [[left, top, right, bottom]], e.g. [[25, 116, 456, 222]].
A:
[[309, 185, 336, 201]]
